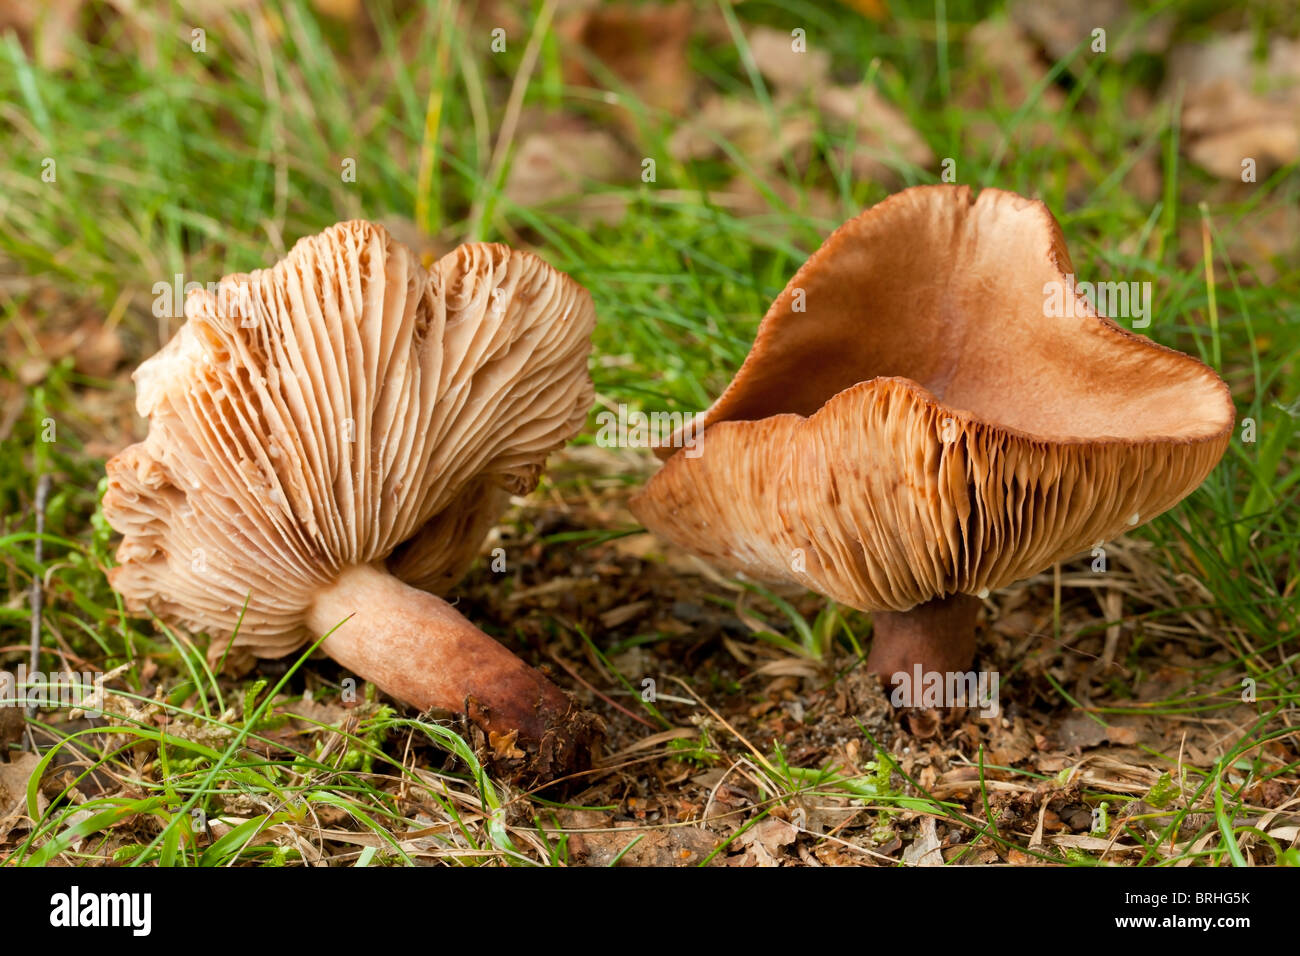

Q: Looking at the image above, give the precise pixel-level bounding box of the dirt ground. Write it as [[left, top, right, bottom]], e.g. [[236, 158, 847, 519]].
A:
[[342, 447, 1296, 866]]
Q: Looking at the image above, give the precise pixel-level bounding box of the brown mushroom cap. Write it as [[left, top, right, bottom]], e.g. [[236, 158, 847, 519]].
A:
[[631, 185, 1234, 614], [105, 222, 595, 663]]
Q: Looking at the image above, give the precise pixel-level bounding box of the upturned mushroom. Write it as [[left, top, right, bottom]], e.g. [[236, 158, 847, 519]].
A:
[[104, 221, 600, 772], [631, 185, 1234, 689]]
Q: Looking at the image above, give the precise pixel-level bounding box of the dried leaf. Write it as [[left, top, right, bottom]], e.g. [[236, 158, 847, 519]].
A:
[[1170, 34, 1300, 180], [1011, 0, 1173, 63], [558, 3, 694, 123], [0, 0, 84, 69], [817, 84, 934, 181], [0, 752, 41, 818], [747, 26, 830, 94], [902, 815, 943, 866], [503, 119, 633, 226], [489, 728, 526, 761]]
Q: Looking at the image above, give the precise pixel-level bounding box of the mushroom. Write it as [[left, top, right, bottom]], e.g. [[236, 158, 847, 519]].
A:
[[104, 221, 601, 772], [630, 185, 1234, 690]]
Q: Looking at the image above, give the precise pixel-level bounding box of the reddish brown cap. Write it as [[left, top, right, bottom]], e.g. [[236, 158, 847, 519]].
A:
[[105, 222, 594, 661], [631, 185, 1234, 612]]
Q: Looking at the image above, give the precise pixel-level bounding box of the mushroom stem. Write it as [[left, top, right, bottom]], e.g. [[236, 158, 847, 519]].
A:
[[865, 592, 981, 689], [307, 563, 574, 744]]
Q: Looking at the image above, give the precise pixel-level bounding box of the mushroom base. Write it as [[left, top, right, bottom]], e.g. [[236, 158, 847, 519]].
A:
[[308, 563, 601, 778], [865, 593, 981, 694]]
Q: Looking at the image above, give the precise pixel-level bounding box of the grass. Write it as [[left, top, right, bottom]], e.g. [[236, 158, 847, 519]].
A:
[[0, 0, 1297, 865]]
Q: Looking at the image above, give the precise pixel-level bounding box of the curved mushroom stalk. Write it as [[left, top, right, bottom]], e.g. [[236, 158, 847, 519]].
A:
[[308, 563, 582, 750], [864, 593, 981, 688]]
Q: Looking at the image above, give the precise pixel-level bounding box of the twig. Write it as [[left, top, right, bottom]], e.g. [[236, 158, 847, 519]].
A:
[[25, 473, 52, 746], [547, 649, 656, 729]]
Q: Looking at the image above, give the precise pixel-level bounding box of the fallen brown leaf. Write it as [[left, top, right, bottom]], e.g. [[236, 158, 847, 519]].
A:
[[1170, 34, 1300, 180], [1011, 0, 1173, 64], [503, 116, 634, 226], [817, 83, 934, 181], [747, 25, 830, 95], [489, 728, 525, 761], [901, 815, 943, 866], [558, 3, 694, 128], [0, 751, 41, 818]]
